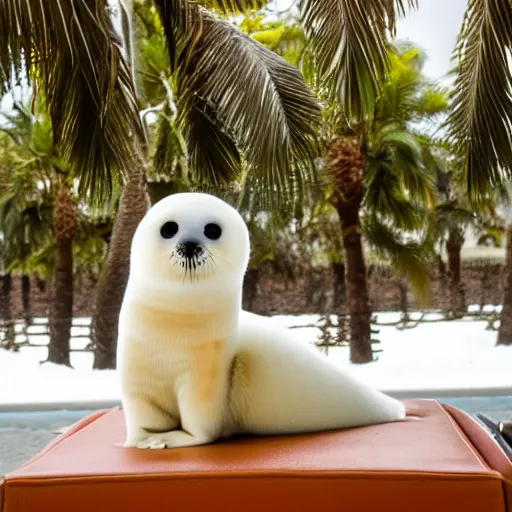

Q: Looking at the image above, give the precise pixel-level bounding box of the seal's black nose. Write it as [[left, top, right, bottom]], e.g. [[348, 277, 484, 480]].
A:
[[182, 241, 202, 259]]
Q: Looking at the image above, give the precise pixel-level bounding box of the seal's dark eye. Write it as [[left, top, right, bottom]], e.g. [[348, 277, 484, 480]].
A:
[[204, 223, 222, 240], [160, 221, 179, 239]]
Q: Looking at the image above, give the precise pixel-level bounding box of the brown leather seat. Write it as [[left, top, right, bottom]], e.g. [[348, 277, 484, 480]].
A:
[[2, 400, 511, 511]]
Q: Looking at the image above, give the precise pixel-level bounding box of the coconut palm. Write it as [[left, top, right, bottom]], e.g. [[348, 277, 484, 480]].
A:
[[0, 101, 80, 365], [0, 245, 15, 350], [426, 161, 479, 317], [0, 188, 52, 349], [0, 107, 119, 363], [242, 15, 443, 362], [239, 16, 440, 362], [96, 0, 422, 368], [482, 183, 512, 345], [0, 133, 17, 348], [425, 152, 510, 325], [323, 47, 446, 362]]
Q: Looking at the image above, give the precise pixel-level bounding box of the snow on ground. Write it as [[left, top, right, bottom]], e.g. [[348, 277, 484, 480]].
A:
[[1, 313, 512, 408], [274, 314, 512, 394]]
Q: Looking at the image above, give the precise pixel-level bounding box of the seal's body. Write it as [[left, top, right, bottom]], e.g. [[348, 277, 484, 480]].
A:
[[229, 311, 404, 435], [118, 193, 405, 449]]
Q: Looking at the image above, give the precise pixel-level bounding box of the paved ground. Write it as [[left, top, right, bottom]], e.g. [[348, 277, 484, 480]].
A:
[[0, 409, 97, 476], [1, 397, 511, 476]]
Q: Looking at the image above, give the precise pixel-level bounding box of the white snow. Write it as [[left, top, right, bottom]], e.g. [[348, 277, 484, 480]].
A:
[[1, 313, 511, 410], [273, 314, 512, 395]]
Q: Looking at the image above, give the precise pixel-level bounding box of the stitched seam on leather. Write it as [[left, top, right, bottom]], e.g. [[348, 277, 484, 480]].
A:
[[438, 402, 489, 470], [5, 470, 505, 487], [6, 409, 113, 475]]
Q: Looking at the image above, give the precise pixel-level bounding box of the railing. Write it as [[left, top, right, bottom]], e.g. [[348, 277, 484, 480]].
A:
[[0, 317, 93, 352], [0, 305, 502, 354], [287, 306, 502, 355]]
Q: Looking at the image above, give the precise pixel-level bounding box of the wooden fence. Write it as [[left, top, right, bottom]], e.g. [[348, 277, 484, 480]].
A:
[[0, 306, 501, 357]]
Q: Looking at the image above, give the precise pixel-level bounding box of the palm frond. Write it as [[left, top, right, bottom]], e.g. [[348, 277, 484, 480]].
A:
[[152, 111, 188, 181], [184, 98, 241, 186], [417, 86, 449, 117], [381, 130, 436, 207], [152, 0, 192, 71], [365, 124, 435, 229], [132, 2, 170, 105], [447, 0, 512, 201], [375, 50, 420, 125], [298, 0, 417, 120], [433, 202, 477, 232], [175, 9, 321, 209], [376, 48, 448, 127], [363, 216, 431, 304], [416, 136, 448, 178], [198, 0, 269, 13], [0, 1, 144, 204], [363, 169, 424, 231]]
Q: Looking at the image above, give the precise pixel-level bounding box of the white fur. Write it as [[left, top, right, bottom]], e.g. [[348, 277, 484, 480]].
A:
[[229, 311, 405, 434], [118, 192, 405, 449]]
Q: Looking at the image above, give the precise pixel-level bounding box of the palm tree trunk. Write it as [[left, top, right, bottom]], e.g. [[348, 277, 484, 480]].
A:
[[0, 274, 15, 349], [48, 238, 73, 366], [22, 274, 31, 338], [242, 268, 260, 311], [497, 225, 512, 345], [447, 228, 465, 317], [336, 204, 373, 364], [92, 153, 150, 369], [398, 279, 410, 324], [47, 182, 77, 366], [22, 274, 30, 319], [332, 262, 345, 310]]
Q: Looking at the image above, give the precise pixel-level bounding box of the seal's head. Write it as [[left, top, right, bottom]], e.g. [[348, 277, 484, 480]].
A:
[[128, 193, 250, 305]]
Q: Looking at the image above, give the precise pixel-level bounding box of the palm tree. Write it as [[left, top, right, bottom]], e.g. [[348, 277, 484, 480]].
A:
[[0, 133, 17, 349], [425, 156, 477, 317], [48, 181, 77, 366], [446, 0, 512, 345], [94, 0, 423, 368], [240, 15, 439, 362], [0, 192, 51, 350], [324, 47, 445, 362], [0, 102, 81, 365], [498, 224, 512, 345], [0, 0, 320, 368], [0, 225, 16, 350], [241, 14, 444, 362], [423, 146, 509, 320], [0, 106, 120, 363]]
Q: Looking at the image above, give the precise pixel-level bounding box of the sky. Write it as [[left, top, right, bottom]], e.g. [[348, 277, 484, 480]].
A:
[[394, 0, 467, 83]]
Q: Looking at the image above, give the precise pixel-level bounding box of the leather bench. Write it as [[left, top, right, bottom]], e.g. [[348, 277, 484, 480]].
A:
[[2, 400, 511, 511]]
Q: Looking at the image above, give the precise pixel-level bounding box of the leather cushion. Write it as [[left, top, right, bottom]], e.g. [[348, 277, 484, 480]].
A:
[[2, 400, 511, 512]]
